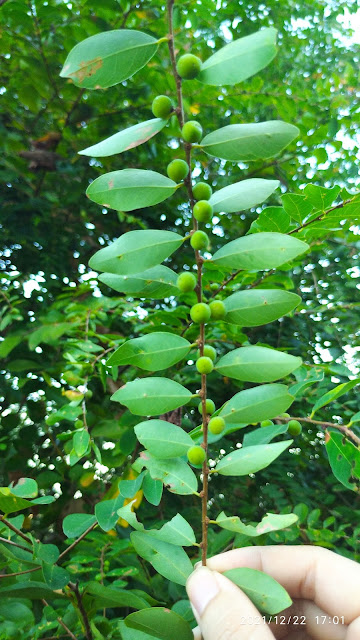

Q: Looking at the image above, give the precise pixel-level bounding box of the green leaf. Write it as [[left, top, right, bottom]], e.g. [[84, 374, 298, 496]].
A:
[[214, 440, 292, 475], [224, 568, 292, 614], [107, 333, 191, 371], [89, 230, 183, 275], [219, 384, 294, 424], [142, 473, 163, 506], [281, 193, 313, 224], [303, 184, 341, 211], [79, 118, 167, 157], [290, 365, 324, 398], [215, 346, 301, 382], [0, 335, 22, 358], [119, 471, 146, 498], [131, 531, 193, 585], [60, 29, 158, 89], [118, 620, 154, 640], [111, 378, 193, 416], [86, 582, 149, 610], [95, 494, 125, 531], [215, 511, 298, 536], [325, 431, 360, 491], [209, 179, 279, 213], [0, 602, 33, 628], [311, 379, 360, 417], [86, 169, 177, 211], [243, 423, 288, 447], [249, 207, 291, 234], [198, 27, 277, 86], [63, 513, 97, 538], [211, 232, 308, 271], [224, 289, 301, 327], [99, 266, 179, 299], [124, 607, 193, 640], [0, 488, 35, 514], [139, 453, 198, 495], [0, 581, 66, 600], [134, 420, 194, 458], [117, 503, 196, 546], [11, 477, 38, 498], [42, 563, 70, 590], [201, 121, 299, 162], [73, 429, 90, 457]]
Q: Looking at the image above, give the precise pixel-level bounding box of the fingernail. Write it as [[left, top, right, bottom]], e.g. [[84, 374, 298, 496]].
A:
[[186, 567, 219, 620]]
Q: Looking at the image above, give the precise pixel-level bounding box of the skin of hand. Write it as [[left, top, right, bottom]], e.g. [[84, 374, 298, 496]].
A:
[[186, 545, 360, 640]]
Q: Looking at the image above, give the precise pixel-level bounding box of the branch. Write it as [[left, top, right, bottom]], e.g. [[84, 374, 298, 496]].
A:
[[288, 198, 353, 235], [0, 566, 40, 578], [0, 516, 32, 545], [58, 522, 97, 562], [68, 582, 93, 640], [42, 599, 78, 640], [276, 416, 360, 447], [0, 536, 32, 553]]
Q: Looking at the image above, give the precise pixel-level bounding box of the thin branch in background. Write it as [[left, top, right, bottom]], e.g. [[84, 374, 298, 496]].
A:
[[0, 516, 32, 545], [58, 522, 97, 562], [0, 536, 32, 553], [42, 599, 78, 640], [276, 415, 360, 447], [68, 582, 93, 640], [0, 566, 40, 578]]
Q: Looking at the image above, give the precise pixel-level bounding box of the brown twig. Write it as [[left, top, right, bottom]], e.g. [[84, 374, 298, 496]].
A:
[[58, 522, 97, 562], [68, 582, 93, 640], [0, 516, 32, 544], [42, 599, 78, 640], [276, 415, 360, 447], [288, 198, 353, 235], [0, 566, 40, 578], [0, 535, 32, 553]]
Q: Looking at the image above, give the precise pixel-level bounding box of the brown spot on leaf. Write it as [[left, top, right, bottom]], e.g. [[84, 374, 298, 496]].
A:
[[108, 179, 114, 189], [70, 57, 103, 83]]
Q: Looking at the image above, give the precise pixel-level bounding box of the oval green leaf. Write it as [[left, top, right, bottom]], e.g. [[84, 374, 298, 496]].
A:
[[242, 423, 288, 447], [201, 121, 299, 162], [224, 289, 301, 327], [86, 169, 177, 211], [325, 431, 360, 491], [198, 27, 277, 86], [215, 346, 301, 382], [107, 333, 191, 370], [111, 378, 193, 416], [60, 29, 158, 89], [214, 440, 292, 475], [125, 607, 193, 640], [79, 118, 167, 157], [73, 429, 90, 457], [89, 230, 183, 275], [140, 453, 198, 495], [63, 513, 97, 538], [215, 511, 298, 537], [211, 232, 308, 271], [224, 568, 292, 614], [209, 178, 279, 214], [99, 265, 179, 298], [134, 420, 194, 458], [143, 473, 163, 506], [131, 532, 193, 585], [219, 384, 294, 424]]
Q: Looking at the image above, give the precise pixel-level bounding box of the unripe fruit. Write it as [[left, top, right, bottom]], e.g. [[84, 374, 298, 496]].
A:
[[85, 390, 93, 399], [151, 95, 173, 118], [177, 272, 197, 293], [209, 300, 226, 320], [190, 230, 209, 251], [193, 182, 212, 201], [198, 399, 216, 415], [210, 282, 219, 291], [208, 416, 226, 435], [287, 419, 302, 436], [187, 445, 206, 465], [176, 53, 202, 80], [182, 120, 203, 143], [193, 200, 213, 223], [190, 303, 211, 324], [260, 419, 274, 428], [74, 419, 84, 428], [167, 159, 189, 182], [196, 356, 214, 374], [279, 412, 290, 419], [196, 345, 216, 361]]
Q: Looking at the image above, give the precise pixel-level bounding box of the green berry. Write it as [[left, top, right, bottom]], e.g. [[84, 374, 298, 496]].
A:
[[166, 159, 189, 182], [190, 303, 211, 324], [279, 412, 290, 419], [182, 121, 203, 143], [196, 345, 216, 361], [177, 272, 197, 293], [196, 356, 214, 374], [187, 445, 206, 465], [151, 95, 173, 118], [85, 390, 93, 399], [287, 420, 302, 436], [209, 300, 226, 320], [198, 399, 216, 415], [260, 419, 274, 428], [210, 283, 219, 291], [176, 54, 202, 80], [190, 230, 209, 251], [74, 419, 84, 428], [193, 182, 212, 201], [193, 200, 213, 223], [208, 416, 226, 435]]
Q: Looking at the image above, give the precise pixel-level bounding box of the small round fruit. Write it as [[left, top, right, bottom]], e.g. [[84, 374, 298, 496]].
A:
[[196, 356, 214, 374], [190, 303, 211, 324], [166, 158, 189, 182], [198, 399, 216, 415], [182, 120, 203, 143], [177, 272, 197, 293], [208, 416, 226, 435], [193, 200, 213, 223], [209, 300, 226, 320], [74, 419, 84, 428], [176, 53, 202, 80], [196, 345, 216, 361], [287, 419, 302, 436], [187, 445, 206, 465], [151, 95, 173, 118], [190, 230, 209, 251], [85, 390, 93, 399], [279, 412, 290, 419], [193, 182, 212, 201], [260, 419, 274, 428], [210, 282, 219, 291]]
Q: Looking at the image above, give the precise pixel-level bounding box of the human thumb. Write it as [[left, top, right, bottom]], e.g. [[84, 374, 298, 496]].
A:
[[186, 566, 275, 640]]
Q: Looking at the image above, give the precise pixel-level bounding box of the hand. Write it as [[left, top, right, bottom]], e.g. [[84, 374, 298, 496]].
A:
[[186, 545, 360, 639]]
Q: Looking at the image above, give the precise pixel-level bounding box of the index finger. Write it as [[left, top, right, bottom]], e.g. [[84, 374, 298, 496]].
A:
[[205, 545, 360, 623]]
